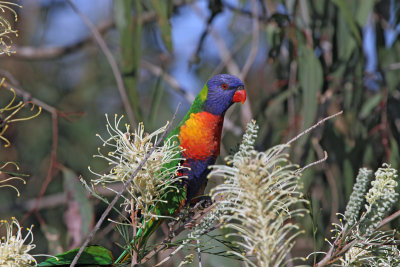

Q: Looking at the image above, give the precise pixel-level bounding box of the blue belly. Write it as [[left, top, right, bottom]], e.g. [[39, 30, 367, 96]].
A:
[[183, 157, 216, 201]]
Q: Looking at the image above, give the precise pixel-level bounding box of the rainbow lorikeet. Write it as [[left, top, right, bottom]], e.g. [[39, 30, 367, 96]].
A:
[[116, 74, 246, 263]]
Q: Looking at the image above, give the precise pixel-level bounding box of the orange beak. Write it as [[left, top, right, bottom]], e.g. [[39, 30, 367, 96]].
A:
[[233, 89, 246, 104]]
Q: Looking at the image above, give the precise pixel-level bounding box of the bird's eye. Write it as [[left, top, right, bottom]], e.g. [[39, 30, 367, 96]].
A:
[[221, 83, 228, 90]]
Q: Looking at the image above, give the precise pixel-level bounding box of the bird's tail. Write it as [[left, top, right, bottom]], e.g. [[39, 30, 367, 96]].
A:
[[114, 186, 186, 264]]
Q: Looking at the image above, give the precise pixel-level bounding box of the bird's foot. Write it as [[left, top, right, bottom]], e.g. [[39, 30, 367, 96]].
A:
[[191, 195, 212, 209]]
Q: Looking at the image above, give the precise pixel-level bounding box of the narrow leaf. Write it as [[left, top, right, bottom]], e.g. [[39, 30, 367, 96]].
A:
[[359, 93, 382, 119], [38, 246, 113, 266], [298, 45, 323, 130], [114, 0, 143, 122], [332, 0, 361, 44], [62, 167, 94, 249], [150, 0, 173, 52]]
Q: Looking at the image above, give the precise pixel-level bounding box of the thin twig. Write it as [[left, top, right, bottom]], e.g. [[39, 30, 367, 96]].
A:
[[297, 151, 327, 173], [222, 0, 270, 22], [273, 110, 343, 160], [312, 138, 339, 225], [69, 104, 181, 267], [240, 0, 260, 78], [287, 111, 343, 146], [287, 61, 298, 139], [154, 244, 184, 266], [211, 37, 248, 77], [130, 204, 138, 266], [197, 239, 202, 267], [141, 60, 195, 103], [27, 112, 58, 217], [0, 70, 57, 113], [377, 209, 400, 229], [66, 0, 136, 126], [0, 183, 125, 212]]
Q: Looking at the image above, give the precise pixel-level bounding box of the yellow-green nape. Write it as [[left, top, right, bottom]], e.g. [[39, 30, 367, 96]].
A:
[[198, 84, 208, 101]]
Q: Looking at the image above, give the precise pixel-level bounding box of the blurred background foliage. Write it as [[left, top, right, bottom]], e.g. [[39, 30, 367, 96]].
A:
[[1, 0, 400, 265]]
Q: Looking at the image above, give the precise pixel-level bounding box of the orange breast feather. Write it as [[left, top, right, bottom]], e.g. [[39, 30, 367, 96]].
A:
[[178, 112, 223, 160]]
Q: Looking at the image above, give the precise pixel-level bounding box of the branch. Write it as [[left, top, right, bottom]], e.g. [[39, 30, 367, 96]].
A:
[[286, 111, 343, 146], [297, 150, 327, 173], [377, 209, 400, 230], [10, 20, 114, 59], [0, 183, 125, 212], [69, 104, 181, 267], [0, 70, 57, 114]]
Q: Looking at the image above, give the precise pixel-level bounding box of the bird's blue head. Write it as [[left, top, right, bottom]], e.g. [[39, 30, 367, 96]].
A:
[[203, 74, 246, 115]]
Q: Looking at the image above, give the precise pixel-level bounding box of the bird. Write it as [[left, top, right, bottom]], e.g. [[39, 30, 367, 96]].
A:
[[115, 74, 246, 263]]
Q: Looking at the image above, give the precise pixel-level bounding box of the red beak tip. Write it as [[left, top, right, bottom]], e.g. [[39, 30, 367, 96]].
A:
[[233, 90, 246, 104]]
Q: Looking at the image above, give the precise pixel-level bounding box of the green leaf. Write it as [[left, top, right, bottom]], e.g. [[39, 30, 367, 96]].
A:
[[362, 143, 374, 166], [335, 10, 357, 62], [391, 0, 400, 26], [0, 162, 29, 176], [389, 138, 399, 170], [62, 167, 94, 241], [114, 0, 143, 122], [355, 0, 374, 27], [149, 75, 164, 127], [343, 159, 354, 199], [150, 0, 173, 52], [0, 168, 28, 177], [265, 85, 299, 116], [332, 0, 361, 44], [359, 93, 382, 119], [298, 45, 323, 130], [38, 246, 113, 266], [311, 0, 325, 16]]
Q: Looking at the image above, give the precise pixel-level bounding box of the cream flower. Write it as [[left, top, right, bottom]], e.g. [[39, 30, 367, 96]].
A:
[[209, 120, 307, 267], [0, 218, 37, 266], [0, 1, 21, 55], [89, 114, 186, 227]]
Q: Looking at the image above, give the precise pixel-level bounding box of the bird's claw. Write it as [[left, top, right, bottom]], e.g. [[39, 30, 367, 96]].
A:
[[192, 196, 213, 209]]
